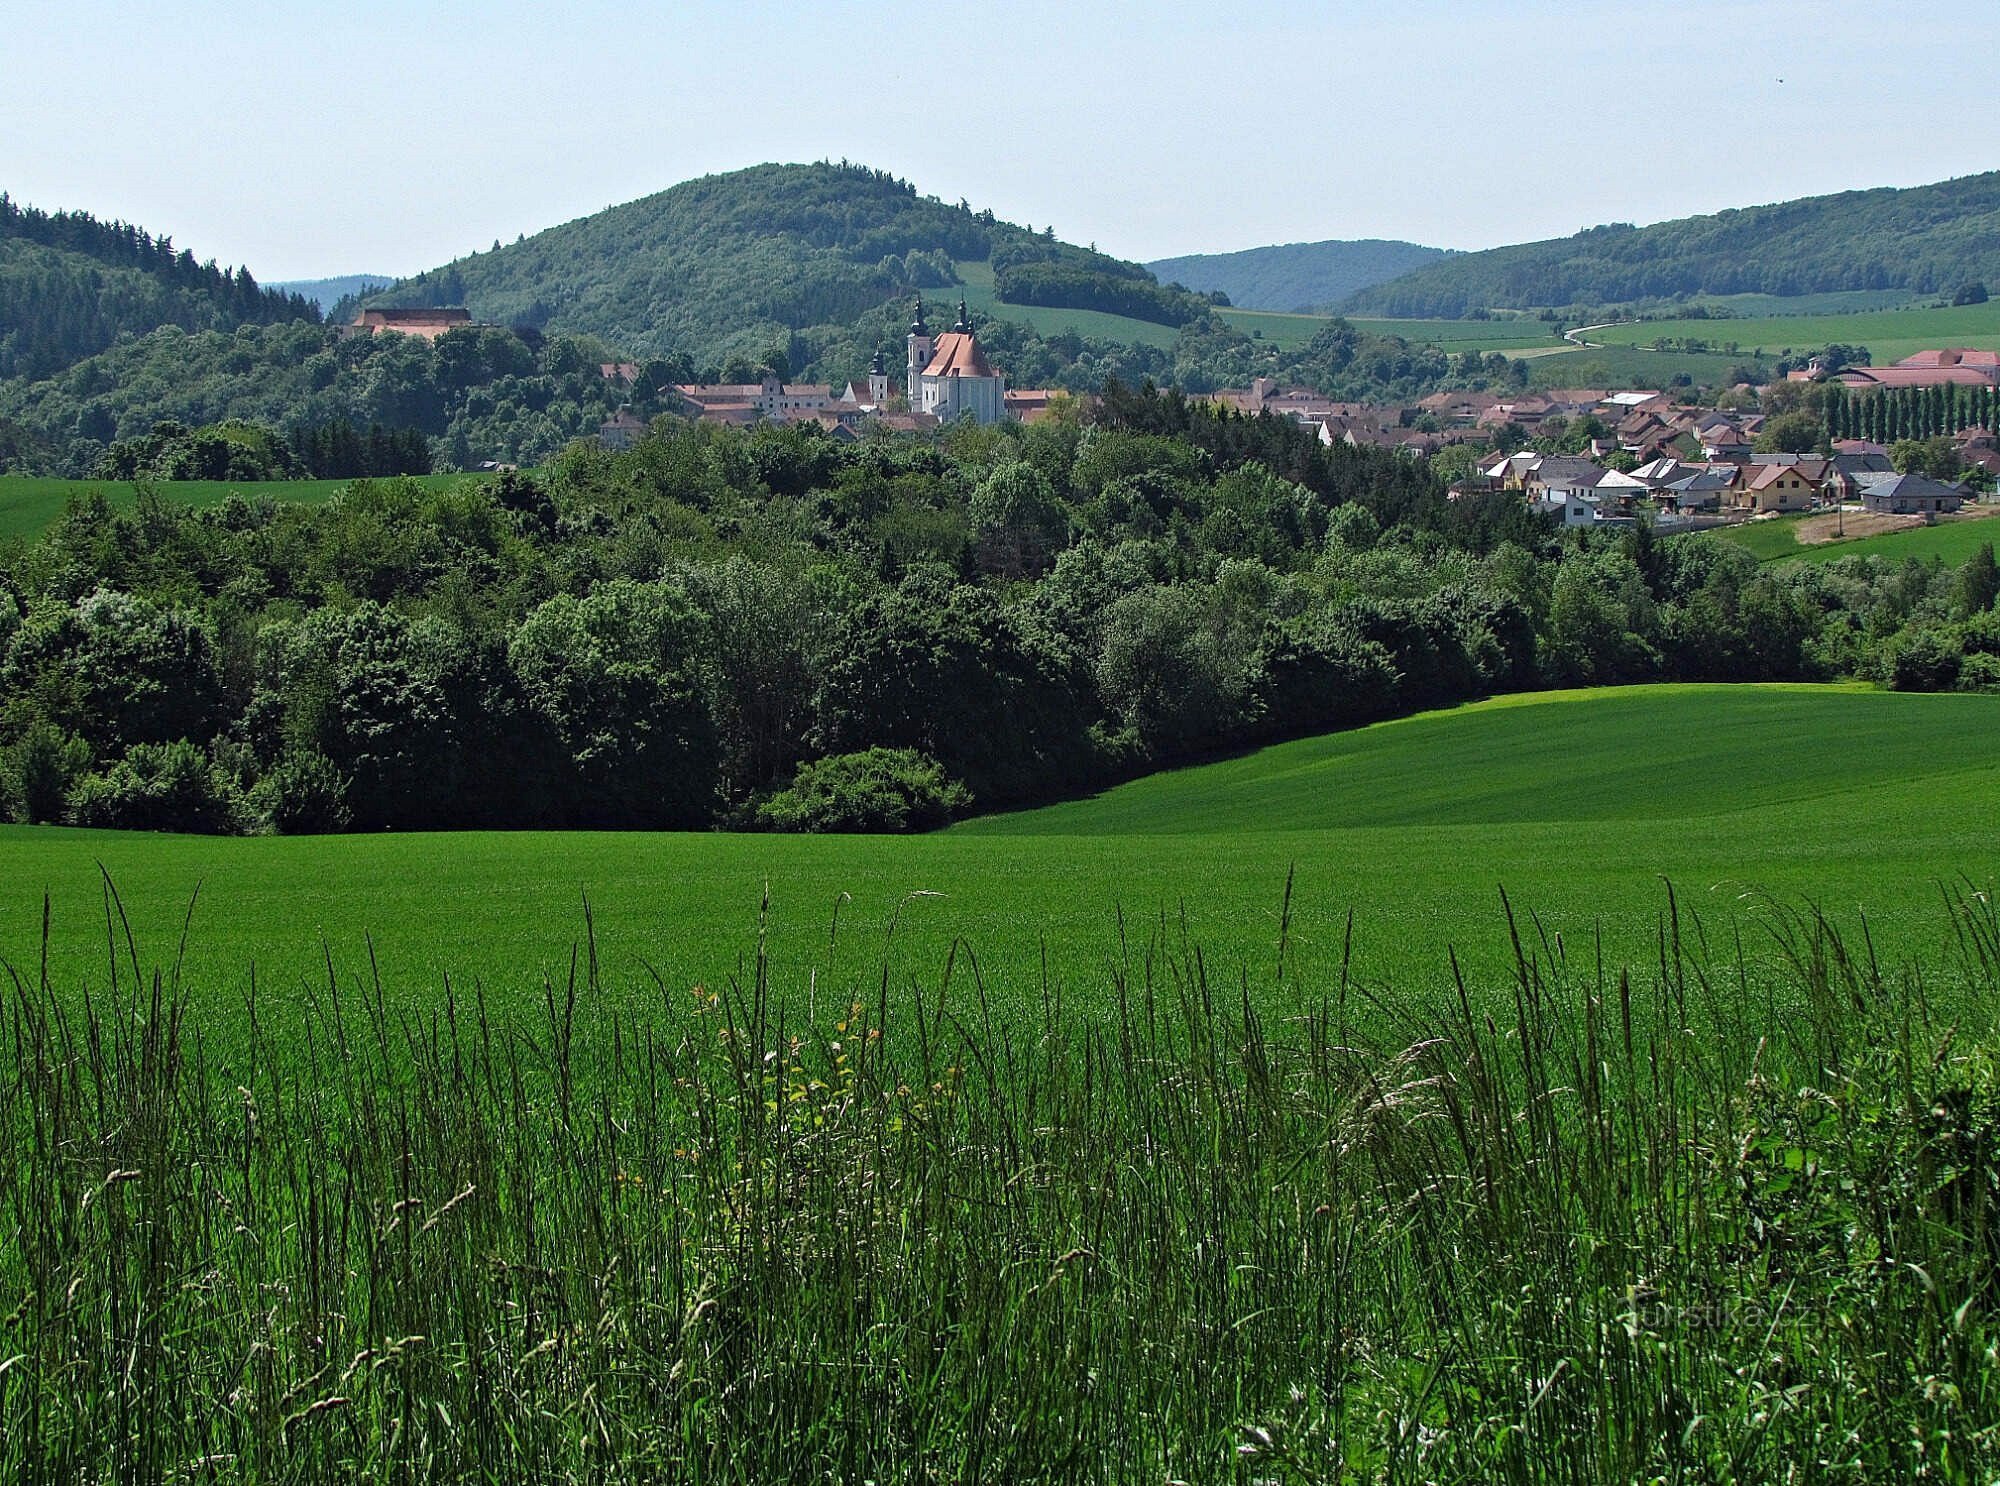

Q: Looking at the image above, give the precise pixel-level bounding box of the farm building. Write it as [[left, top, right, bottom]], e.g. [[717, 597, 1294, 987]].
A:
[[1853, 472, 1966, 516]]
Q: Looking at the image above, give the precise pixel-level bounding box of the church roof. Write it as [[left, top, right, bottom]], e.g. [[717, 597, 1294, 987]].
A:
[[922, 331, 996, 380]]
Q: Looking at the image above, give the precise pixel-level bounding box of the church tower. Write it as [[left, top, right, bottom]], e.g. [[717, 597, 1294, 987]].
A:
[[867, 349, 890, 405], [906, 296, 933, 408]]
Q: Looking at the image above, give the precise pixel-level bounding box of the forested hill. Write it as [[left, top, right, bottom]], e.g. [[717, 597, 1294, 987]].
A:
[[270, 274, 394, 313], [1146, 239, 1446, 313], [0, 195, 319, 381], [364, 161, 1216, 372], [1344, 171, 2000, 317]]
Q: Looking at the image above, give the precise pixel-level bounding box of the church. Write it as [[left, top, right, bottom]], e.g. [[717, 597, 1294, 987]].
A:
[[907, 296, 1007, 425]]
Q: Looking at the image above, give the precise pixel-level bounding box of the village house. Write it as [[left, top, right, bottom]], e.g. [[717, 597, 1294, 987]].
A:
[[596, 408, 650, 450], [1727, 461, 1820, 514]]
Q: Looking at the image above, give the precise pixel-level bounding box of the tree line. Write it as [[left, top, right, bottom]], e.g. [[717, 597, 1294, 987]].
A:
[[2, 391, 1992, 836]]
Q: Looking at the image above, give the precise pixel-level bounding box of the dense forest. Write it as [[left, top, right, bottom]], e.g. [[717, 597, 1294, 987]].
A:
[[1147, 238, 1449, 313], [1344, 170, 2000, 317], [0, 195, 318, 381], [0, 321, 644, 473], [1, 386, 1991, 836]]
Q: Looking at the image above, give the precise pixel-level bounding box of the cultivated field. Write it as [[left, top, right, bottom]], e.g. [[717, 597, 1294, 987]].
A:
[[5, 685, 1997, 1026], [0, 472, 482, 541], [1584, 299, 2000, 366], [8, 682, 2000, 1478]]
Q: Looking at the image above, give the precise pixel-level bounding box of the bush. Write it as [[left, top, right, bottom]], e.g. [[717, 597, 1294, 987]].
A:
[[251, 749, 353, 834], [756, 748, 970, 833], [67, 740, 249, 833], [1888, 627, 1963, 693], [1, 720, 92, 824]]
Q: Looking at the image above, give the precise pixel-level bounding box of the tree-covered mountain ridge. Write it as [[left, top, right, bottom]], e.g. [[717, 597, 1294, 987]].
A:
[[1345, 170, 2000, 317], [1146, 239, 1448, 313], [0, 194, 320, 382], [361, 161, 1217, 370]]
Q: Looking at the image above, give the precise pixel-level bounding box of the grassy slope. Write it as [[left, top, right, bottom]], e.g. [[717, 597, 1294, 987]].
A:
[[946, 260, 1180, 349], [4, 686, 1996, 1034], [0, 473, 483, 540]]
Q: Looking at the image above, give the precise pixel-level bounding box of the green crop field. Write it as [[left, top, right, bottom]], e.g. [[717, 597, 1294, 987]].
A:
[[5, 685, 1996, 1027], [940, 260, 1182, 348], [10, 681, 2000, 1477], [1584, 299, 2000, 366], [0, 471, 484, 541], [1351, 316, 1566, 353], [1527, 342, 1765, 388], [1214, 305, 1333, 347], [1717, 509, 2000, 565]]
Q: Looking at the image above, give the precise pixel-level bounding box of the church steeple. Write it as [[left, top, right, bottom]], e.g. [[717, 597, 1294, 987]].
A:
[[952, 299, 971, 334], [910, 295, 929, 336]]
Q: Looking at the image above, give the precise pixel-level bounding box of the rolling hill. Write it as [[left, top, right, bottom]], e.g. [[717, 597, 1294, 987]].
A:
[[1147, 238, 1447, 312], [1344, 170, 2000, 317], [0, 194, 319, 381], [362, 161, 1215, 372]]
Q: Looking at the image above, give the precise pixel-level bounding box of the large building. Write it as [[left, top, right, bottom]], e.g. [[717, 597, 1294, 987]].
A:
[[907, 297, 1007, 425], [347, 307, 474, 341]]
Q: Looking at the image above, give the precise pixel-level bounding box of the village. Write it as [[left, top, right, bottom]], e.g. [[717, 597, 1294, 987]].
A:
[[348, 304, 1999, 531]]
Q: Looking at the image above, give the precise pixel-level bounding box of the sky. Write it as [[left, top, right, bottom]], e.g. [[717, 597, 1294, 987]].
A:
[[3, 0, 1997, 282]]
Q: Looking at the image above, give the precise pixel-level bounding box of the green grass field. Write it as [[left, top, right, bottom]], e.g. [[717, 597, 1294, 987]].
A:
[[1585, 299, 2000, 366], [1716, 509, 2000, 565], [11, 681, 2000, 1477], [5, 685, 1996, 1029], [0, 472, 483, 541]]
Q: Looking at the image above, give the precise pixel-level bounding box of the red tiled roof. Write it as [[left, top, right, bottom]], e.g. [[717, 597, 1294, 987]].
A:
[[922, 332, 997, 379]]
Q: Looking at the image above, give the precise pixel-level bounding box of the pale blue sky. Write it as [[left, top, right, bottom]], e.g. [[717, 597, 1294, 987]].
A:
[[2, 0, 1995, 281]]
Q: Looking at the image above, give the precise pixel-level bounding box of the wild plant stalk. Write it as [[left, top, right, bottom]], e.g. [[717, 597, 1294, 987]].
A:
[[1, 882, 1998, 1482]]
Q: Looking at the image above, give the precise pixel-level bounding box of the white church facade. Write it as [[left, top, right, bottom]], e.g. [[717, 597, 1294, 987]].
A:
[[907, 297, 1007, 426]]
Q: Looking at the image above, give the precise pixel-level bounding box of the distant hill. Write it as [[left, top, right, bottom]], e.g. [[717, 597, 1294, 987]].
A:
[[0, 194, 318, 381], [364, 161, 1217, 371], [271, 274, 394, 313], [1146, 239, 1447, 313], [1345, 171, 2000, 318]]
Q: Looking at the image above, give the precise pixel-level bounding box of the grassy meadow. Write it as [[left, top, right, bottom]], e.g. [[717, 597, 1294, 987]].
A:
[[0, 472, 483, 541], [10, 682, 2000, 1479], [1717, 508, 2000, 565]]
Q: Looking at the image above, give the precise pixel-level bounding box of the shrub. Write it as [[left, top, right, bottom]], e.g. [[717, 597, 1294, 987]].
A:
[[1, 720, 92, 824], [756, 748, 970, 833], [67, 740, 248, 833], [251, 749, 353, 834], [1888, 627, 1963, 693]]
